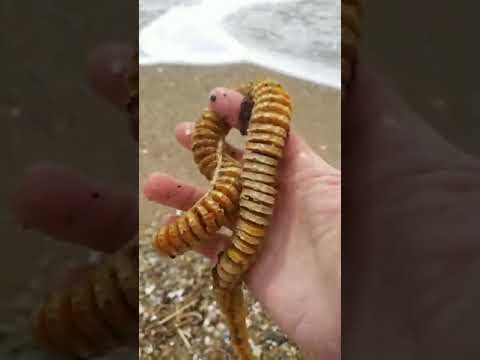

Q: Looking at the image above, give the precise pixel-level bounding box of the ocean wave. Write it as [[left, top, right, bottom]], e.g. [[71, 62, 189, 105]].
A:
[[139, 0, 340, 88]]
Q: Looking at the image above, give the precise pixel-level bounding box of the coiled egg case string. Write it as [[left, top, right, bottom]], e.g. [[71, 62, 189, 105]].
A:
[[32, 238, 139, 359], [213, 80, 293, 360], [342, 0, 363, 97], [151, 80, 292, 359], [153, 110, 243, 257], [152, 81, 258, 258]]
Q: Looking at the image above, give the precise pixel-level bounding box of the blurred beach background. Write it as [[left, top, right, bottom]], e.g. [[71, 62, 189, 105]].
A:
[[139, 0, 340, 358]]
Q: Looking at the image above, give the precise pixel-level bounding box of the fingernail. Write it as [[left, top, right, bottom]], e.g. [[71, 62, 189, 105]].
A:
[[184, 122, 194, 136]]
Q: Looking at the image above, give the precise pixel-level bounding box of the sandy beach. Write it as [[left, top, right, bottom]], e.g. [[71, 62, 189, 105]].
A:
[[139, 64, 340, 359]]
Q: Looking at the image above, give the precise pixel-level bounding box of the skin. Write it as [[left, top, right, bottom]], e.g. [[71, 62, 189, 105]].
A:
[[343, 66, 480, 359], [11, 162, 136, 253], [208, 87, 245, 128]]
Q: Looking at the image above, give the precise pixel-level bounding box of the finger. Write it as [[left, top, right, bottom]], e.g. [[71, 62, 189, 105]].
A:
[[10, 162, 137, 253], [87, 43, 134, 108], [174, 122, 195, 149], [143, 172, 205, 210], [208, 87, 245, 129], [175, 122, 243, 161]]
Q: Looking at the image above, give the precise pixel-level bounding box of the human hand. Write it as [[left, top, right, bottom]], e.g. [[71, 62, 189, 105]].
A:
[[343, 66, 480, 359], [144, 90, 341, 358]]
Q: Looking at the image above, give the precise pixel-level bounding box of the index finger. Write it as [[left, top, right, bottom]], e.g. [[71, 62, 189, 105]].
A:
[[10, 163, 137, 253]]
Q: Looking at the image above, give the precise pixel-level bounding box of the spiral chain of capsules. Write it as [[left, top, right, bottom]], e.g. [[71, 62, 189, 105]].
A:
[[151, 80, 291, 359], [212, 80, 292, 359], [152, 79, 261, 258], [32, 50, 139, 358], [342, 0, 363, 94], [32, 239, 139, 358], [153, 109, 243, 257]]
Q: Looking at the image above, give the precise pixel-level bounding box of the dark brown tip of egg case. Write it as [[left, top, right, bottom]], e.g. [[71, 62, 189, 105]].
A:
[[239, 96, 254, 136]]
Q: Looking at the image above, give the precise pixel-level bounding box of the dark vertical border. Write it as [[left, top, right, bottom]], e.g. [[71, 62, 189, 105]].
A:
[[343, 1, 480, 359], [1, 1, 139, 358]]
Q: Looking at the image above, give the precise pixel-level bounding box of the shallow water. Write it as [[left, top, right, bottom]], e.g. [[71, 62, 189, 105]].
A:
[[139, 0, 340, 87]]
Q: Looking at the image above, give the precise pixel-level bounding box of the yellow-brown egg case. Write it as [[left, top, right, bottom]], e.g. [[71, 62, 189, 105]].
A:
[[153, 79, 292, 359], [32, 239, 139, 358]]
